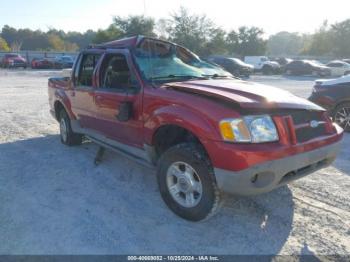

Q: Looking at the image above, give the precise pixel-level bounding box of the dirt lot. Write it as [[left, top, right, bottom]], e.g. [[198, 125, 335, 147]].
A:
[[0, 69, 349, 255]]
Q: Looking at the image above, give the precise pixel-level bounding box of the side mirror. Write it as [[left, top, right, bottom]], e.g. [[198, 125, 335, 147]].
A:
[[117, 101, 133, 122]]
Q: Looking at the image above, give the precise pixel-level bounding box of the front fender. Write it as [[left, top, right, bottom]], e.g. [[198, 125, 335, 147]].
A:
[[144, 105, 221, 145]]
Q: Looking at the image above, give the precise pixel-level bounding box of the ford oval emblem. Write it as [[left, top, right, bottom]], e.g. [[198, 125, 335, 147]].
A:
[[310, 120, 319, 128]]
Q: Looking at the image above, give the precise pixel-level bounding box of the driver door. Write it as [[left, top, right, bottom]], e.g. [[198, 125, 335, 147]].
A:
[[92, 50, 144, 148]]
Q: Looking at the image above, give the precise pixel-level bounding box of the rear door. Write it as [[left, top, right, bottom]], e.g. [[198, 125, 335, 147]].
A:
[[92, 49, 144, 148], [70, 51, 102, 129]]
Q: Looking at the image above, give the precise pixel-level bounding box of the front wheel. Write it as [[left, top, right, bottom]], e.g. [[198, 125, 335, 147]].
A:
[[262, 66, 273, 75], [157, 143, 222, 221], [333, 102, 350, 132], [59, 110, 83, 146]]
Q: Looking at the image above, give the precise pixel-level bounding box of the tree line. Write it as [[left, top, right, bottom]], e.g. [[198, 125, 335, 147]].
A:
[[1, 7, 350, 58]]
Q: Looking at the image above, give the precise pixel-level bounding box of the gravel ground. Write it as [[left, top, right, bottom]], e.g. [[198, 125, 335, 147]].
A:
[[0, 70, 349, 255]]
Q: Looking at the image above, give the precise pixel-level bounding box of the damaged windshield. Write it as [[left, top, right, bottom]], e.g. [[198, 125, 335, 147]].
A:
[[132, 38, 232, 82]]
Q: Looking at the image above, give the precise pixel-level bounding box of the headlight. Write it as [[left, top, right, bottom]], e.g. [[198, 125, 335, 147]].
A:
[[219, 115, 279, 143]]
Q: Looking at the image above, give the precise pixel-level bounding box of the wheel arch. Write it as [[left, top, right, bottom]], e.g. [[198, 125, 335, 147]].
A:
[[332, 100, 350, 115], [144, 105, 220, 163], [53, 89, 76, 121]]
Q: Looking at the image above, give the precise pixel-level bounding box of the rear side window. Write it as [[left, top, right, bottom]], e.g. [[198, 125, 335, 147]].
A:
[[77, 53, 101, 87]]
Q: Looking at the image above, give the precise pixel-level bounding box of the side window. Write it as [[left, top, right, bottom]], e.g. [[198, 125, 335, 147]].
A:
[[100, 54, 140, 93], [77, 53, 101, 87]]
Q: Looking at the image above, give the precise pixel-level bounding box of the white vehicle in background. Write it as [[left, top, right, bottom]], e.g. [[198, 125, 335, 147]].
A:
[[244, 56, 280, 75], [326, 60, 350, 76]]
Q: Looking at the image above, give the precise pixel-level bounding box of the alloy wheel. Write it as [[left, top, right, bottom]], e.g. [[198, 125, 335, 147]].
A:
[[60, 118, 68, 142], [166, 161, 203, 208], [334, 106, 350, 131]]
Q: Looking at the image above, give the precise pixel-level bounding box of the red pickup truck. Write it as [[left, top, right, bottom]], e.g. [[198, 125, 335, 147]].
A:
[[48, 36, 343, 221]]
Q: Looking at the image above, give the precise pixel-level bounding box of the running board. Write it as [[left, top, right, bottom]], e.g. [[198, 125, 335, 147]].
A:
[[87, 136, 155, 169]]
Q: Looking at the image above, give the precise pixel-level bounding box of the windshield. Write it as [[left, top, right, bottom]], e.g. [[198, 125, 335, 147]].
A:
[[133, 39, 232, 82], [230, 58, 247, 66]]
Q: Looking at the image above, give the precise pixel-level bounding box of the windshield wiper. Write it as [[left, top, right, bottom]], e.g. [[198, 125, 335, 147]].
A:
[[203, 74, 237, 79], [149, 74, 209, 81]]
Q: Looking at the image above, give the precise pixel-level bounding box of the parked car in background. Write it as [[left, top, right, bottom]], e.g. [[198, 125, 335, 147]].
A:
[[48, 36, 343, 221], [285, 60, 331, 77], [244, 56, 280, 75], [31, 57, 54, 69], [272, 57, 293, 67], [54, 55, 74, 69], [207, 56, 254, 77], [309, 75, 350, 131], [271, 57, 293, 73], [326, 60, 350, 76], [1, 53, 27, 68]]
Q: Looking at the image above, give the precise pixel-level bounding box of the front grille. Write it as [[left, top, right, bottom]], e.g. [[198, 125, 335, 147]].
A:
[[295, 125, 325, 143], [289, 110, 326, 143], [289, 110, 322, 125]]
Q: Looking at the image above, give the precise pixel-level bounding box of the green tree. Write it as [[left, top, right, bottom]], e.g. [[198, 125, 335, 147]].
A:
[[267, 31, 304, 56], [167, 7, 216, 56], [48, 34, 65, 50], [113, 15, 156, 37], [0, 37, 10, 51], [204, 28, 228, 56], [93, 25, 123, 44], [226, 30, 239, 55], [305, 21, 333, 56], [236, 26, 266, 56], [331, 19, 350, 57]]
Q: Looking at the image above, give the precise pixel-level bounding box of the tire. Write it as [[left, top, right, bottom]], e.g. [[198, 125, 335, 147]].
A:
[[333, 102, 350, 132], [262, 65, 273, 75], [59, 110, 83, 146], [157, 143, 222, 221], [233, 69, 240, 77]]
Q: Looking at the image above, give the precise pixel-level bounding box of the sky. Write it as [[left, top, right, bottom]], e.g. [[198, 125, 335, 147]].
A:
[[1, 0, 349, 36]]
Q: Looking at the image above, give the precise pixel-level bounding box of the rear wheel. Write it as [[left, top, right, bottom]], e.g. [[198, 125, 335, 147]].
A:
[[262, 65, 273, 75], [157, 143, 222, 221], [333, 102, 350, 132], [59, 110, 83, 146]]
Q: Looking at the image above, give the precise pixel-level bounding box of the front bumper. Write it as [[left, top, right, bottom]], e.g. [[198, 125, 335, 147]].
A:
[[214, 140, 341, 195]]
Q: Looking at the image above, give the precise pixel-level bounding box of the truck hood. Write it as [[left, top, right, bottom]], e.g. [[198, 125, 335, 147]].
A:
[[164, 79, 323, 111]]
